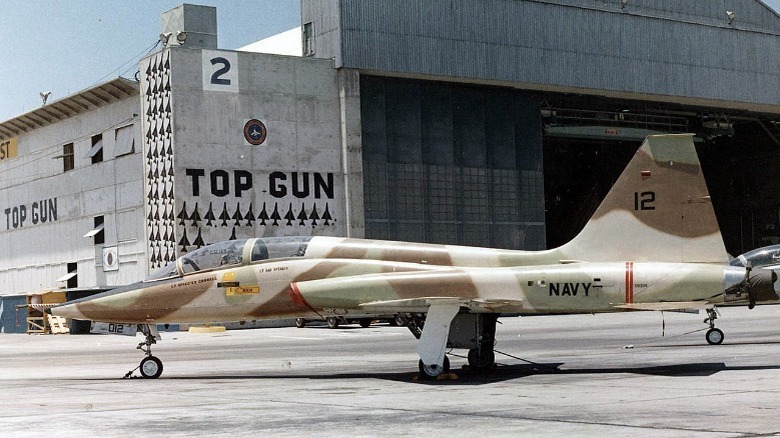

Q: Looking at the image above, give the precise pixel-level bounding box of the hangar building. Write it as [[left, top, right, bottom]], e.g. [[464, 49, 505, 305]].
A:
[[2, 1, 780, 332]]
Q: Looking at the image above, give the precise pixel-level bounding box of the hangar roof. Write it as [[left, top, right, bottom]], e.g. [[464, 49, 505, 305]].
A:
[[308, 0, 780, 114], [0, 77, 138, 140]]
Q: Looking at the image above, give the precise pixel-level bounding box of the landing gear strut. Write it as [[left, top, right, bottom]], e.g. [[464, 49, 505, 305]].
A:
[[412, 307, 500, 378], [704, 307, 724, 345], [467, 346, 496, 369], [467, 314, 498, 370], [124, 324, 164, 378]]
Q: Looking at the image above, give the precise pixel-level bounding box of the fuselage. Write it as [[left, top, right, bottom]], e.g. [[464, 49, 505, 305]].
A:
[[52, 236, 754, 324]]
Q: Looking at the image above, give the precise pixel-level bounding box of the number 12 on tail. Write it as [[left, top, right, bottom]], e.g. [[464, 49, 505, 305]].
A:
[[634, 191, 656, 211]]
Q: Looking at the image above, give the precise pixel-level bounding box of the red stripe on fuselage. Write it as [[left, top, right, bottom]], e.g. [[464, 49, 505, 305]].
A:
[[625, 262, 634, 304], [288, 283, 316, 312]]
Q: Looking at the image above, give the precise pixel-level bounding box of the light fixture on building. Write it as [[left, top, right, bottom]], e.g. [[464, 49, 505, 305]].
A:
[[620, 0, 627, 9], [727, 11, 735, 25], [159, 31, 187, 47], [160, 32, 173, 46], [39, 91, 51, 106]]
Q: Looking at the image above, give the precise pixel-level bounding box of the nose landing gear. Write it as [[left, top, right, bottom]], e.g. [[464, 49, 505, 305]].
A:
[[139, 356, 163, 379], [124, 324, 164, 378]]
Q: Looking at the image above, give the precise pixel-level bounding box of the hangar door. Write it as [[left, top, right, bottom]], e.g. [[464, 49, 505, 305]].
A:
[[360, 77, 545, 250]]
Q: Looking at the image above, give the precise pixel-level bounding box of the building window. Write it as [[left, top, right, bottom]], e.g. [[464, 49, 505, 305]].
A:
[[303, 22, 314, 57], [84, 215, 105, 245], [63, 143, 74, 172], [56, 262, 78, 289], [67, 262, 77, 289], [87, 134, 103, 164], [114, 124, 135, 157]]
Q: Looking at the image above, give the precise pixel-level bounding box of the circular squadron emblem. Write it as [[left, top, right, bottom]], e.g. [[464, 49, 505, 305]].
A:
[[243, 119, 267, 145], [102, 246, 119, 272]]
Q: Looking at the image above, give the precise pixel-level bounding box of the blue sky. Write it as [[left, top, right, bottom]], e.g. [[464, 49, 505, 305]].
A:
[[766, 0, 780, 11], [0, 0, 299, 121], [2, 1, 780, 123]]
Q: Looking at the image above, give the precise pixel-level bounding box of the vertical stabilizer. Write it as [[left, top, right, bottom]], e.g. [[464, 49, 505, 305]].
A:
[[558, 134, 728, 263]]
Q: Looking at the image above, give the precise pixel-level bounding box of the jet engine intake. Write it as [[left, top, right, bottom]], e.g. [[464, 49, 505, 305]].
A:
[[725, 267, 778, 307], [747, 268, 779, 303]]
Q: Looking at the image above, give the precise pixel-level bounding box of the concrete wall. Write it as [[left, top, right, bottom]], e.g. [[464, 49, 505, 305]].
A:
[[0, 98, 147, 296], [139, 47, 360, 270]]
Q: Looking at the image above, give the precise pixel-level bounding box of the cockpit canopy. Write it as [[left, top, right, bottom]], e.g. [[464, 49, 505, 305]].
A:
[[146, 236, 312, 281], [731, 244, 780, 269]]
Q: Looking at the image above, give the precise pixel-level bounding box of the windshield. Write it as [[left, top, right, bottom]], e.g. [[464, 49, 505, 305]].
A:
[[146, 262, 179, 281], [145, 236, 314, 281], [251, 236, 312, 261], [180, 240, 248, 274]]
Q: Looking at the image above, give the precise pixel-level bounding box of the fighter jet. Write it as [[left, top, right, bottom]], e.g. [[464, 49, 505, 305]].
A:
[[51, 134, 779, 379]]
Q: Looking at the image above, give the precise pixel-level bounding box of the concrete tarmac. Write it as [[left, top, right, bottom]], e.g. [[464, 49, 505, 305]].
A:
[[2, 306, 780, 437]]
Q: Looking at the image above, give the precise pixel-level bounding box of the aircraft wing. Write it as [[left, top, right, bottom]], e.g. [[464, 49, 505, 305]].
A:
[[358, 297, 525, 313], [614, 301, 714, 311], [291, 269, 525, 314]]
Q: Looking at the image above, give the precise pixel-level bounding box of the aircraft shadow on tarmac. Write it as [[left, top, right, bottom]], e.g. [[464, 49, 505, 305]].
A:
[[641, 339, 780, 348], [389, 362, 780, 385], [105, 362, 780, 385]]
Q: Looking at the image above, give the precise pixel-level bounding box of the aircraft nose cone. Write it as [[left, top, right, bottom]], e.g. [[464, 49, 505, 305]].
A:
[[50, 302, 85, 320]]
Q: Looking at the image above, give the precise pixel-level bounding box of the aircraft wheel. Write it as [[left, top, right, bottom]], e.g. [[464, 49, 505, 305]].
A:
[[467, 348, 495, 369], [418, 356, 450, 379], [359, 319, 371, 328], [706, 328, 724, 345], [393, 315, 407, 327], [140, 356, 163, 379], [294, 318, 306, 328], [326, 317, 340, 329]]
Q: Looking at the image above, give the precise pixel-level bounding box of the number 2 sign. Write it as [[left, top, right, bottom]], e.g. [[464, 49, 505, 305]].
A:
[[202, 50, 239, 92]]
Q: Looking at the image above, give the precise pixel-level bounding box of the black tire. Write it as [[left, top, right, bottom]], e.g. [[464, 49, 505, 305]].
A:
[[467, 348, 495, 369], [294, 318, 306, 328], [393, 315, 407, 327], [326, 317, 340, 329], [140, 356, 163, 379], [418, 356, 450, 379], [706, 328, 724, 345], [359, 319, 371, 328]]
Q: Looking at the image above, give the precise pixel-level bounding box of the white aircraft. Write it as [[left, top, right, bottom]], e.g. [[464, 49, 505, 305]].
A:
[[52, 134, 779, 378]]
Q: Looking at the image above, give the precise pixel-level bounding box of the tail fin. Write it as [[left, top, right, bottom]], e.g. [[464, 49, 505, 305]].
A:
[[557, 134, 729, 264]]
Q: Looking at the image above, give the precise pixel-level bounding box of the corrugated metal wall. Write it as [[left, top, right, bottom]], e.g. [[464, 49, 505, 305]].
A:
[[301, 0, 342, 61], [558, 0, 780, 33], [361, 76, 545, 250], [314, 0, 780, 111]]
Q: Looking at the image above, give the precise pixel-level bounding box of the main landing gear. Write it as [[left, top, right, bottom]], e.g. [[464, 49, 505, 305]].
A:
[[704, 307, 724, 345], [124, 324, 164, 379], [419, 356, 450, 377], [408, 305, 499, 379]]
